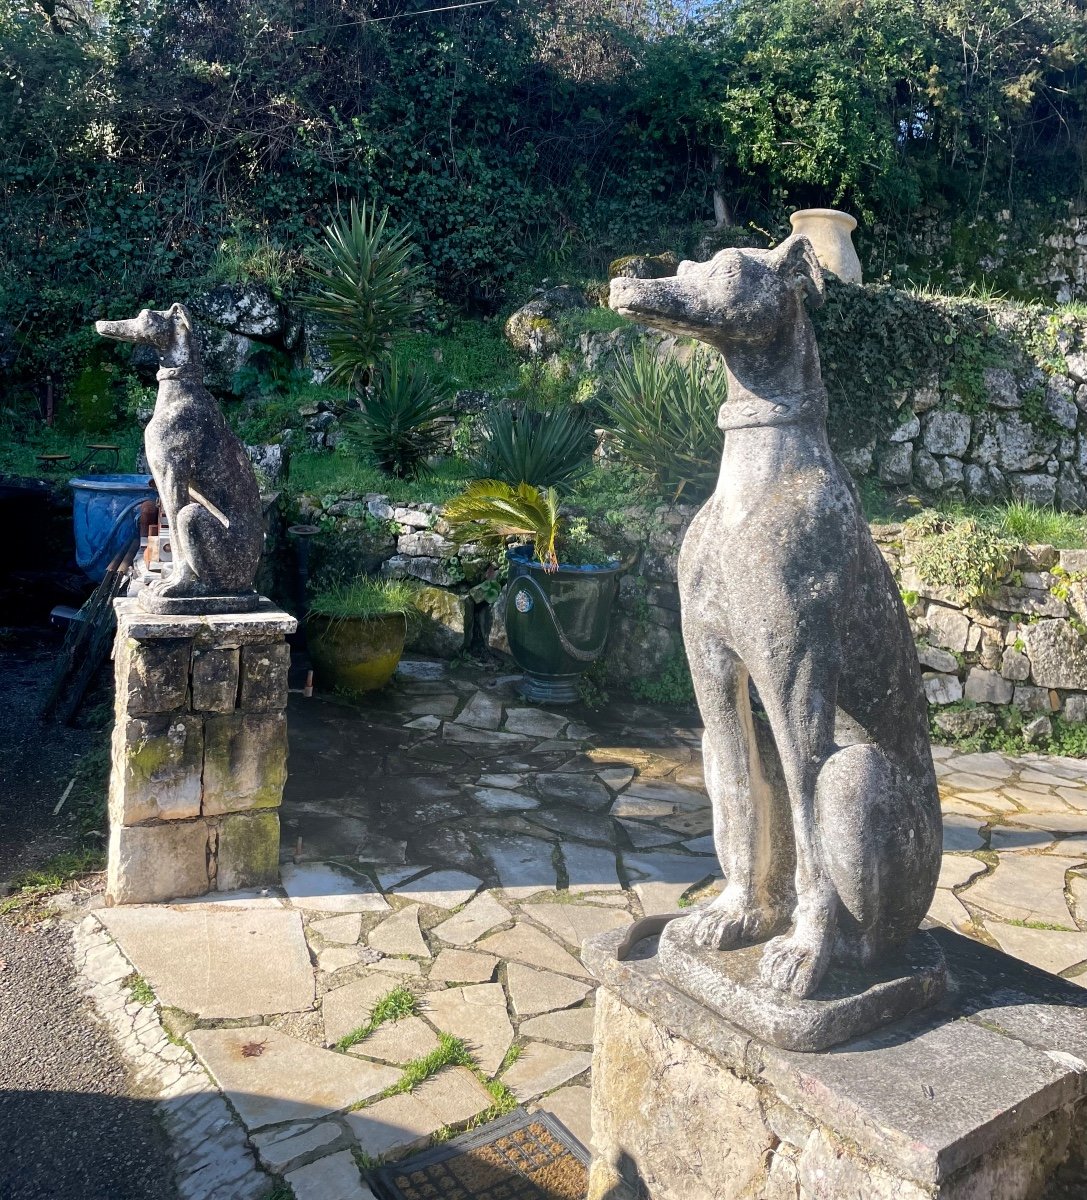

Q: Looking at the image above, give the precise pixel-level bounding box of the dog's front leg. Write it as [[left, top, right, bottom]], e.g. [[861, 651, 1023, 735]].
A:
[[152, 465, 197, 589], [751, 641, 840, 999]]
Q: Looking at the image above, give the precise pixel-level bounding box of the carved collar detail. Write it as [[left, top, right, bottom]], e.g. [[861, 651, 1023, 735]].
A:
[[717, 386, 828, 432], [156, 365, 198, 382]]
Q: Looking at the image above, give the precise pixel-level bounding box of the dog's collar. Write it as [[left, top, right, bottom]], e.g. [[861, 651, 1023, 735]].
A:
[[156, 365, 199, 382], [717, 386, 828, 431]]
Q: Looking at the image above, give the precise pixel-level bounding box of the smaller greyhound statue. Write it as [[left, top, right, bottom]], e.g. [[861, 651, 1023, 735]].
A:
[[96, 304, 263, 613], [610, 236, 942, 1016]]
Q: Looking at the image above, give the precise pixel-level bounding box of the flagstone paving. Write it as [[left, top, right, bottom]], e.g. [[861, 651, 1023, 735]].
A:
[[83, 660, 1087, 1197]]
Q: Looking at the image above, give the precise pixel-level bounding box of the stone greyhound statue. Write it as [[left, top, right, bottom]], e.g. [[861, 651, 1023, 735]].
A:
[[96, 304, 263, 613], [610, 236, 942, 1001]]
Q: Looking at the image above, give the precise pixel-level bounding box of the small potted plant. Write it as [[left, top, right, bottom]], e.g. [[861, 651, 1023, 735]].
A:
[[443, 480, 623, 703], [306, 577, 420, 694]]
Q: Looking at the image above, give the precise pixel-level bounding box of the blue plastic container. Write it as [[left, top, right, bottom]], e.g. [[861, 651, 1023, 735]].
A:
[[70, 474, 156, 581]]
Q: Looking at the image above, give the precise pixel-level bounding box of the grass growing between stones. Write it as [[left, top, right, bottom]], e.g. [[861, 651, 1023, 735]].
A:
[[381, 1032, 475, 1098], [0, 847, 105, 915], [126, 974, 156, 1006], [335, 984, 417, 1052]]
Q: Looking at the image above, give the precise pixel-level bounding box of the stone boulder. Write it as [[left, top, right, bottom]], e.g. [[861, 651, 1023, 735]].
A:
[[970, 412, 1058, 473], [609, 252, 679, 281], [504, 285, 588, 359], [1024, 619, 1087, 689], [191, 284, 285, 341]]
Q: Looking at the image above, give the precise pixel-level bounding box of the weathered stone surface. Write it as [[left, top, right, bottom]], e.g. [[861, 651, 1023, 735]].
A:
[[348, 1016, 439, 1066], [478, 922, 591, 979], [535, 1084, 593, 1149], [474, 786, 539, 812], [346, 1068, 491, 1158], [368, 904, 430, 957], [588, 987, 775, 1200], [202, 712, 287, 815], [561, 843, 622, 893], [311, 913, 363, 944], [1025, 619, 1087, 689], [431, 892, 511, 946], [393, 870, 482, 909], [252, 1121, 342, 1174], [521, 902, 632, 948], [506, 962, 593, 1016], [504, 708, 568, 738], [481, 836, 558, 898], [964, 668, 1013, 705], [923, 411, 971, 457], [323, 974, 412, 1046], [942, 813, 986, 852], [990, 923, 1087, 976], [116, 598, 297, 644], [453, 690, 504, 730], [110, 713, 204, 825], [429, 948, 497, 983], [422, 983, 514, 1075], [188, 1026, 398, 1130], [797, 1128, 929, 1200], [521, 1007, 596, 1046], [238, 641, 290, 711], [281, 863, 390, 914], [216, 809, 280, 891], [535, 774, 612, 811], [623, 852, 718, 915], [96, 305, 265, 611], [502, 1042, 592, 1101], [191, 646, 240, 712], [107, 819, 210, 904], [115, 635, 191, 714], [924, 672, 964, 705], [285, 1151, 376, 1200], [926, 604, 971, 652], [963, 854, 1079, 928], [918, 644, 960, 673], [406, 585, 470, 657], [101, 904, 312, 1017]]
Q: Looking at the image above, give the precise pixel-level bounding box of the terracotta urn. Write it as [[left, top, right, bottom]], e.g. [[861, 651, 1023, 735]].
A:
[[788, 208, 862, 284]]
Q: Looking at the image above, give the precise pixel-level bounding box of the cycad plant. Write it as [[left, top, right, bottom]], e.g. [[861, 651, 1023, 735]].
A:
[[345, 357, 452, 479], [600, 344, 726, 501], [444, 479, 563, 569], [302, 199, 426, 391], [476, 403, 595, 489]]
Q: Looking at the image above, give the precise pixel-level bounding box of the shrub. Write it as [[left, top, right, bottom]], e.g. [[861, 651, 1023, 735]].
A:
[[600, 345, 725, 501], [476, 403, 596, 489], [301, 200, 426, 391], [444, 479, 563, 568], [344, 358, 452, 479], [906, 511, 1016, 602]]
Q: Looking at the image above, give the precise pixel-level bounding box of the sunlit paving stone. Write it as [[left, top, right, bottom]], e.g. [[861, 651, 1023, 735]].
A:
[[965, 855, 1081, 928], [501, 1043, 593, 1102], [937, 855, 988, 890], [367, 905, 430, 958], [506, 962, 594, 1017], [989, 924, 1087, 978], [392, 870, 483, 910]]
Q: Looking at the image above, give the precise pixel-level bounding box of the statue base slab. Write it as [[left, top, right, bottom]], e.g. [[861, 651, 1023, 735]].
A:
[[583, 924, 1087, 1200], [138, 588, 261, 615], [658, 915, 947, 1051]]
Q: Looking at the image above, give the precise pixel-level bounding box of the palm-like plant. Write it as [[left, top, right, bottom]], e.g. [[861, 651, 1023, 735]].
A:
[[345, 357, 452, 479], [302, 199, 426, 391], [443, 479, 563, 569], [600, 344, 726, 501], [475, 403, 595, 489]]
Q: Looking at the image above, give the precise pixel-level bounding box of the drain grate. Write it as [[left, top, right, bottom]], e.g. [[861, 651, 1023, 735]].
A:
[[369, 1109, 590, 1200]]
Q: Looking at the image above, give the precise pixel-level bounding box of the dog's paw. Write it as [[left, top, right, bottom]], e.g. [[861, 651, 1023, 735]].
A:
[[688, 889, 774, 950], [758, 929, 832, 998]]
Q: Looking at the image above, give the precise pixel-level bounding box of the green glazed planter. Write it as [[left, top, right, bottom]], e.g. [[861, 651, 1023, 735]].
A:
[[306, 611, 407, 694], [504, 547, 622, 704]]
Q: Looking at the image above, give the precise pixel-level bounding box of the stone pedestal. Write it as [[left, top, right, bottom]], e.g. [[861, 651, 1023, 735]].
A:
[[584, 925, 1087, 1200], [107, 597, 297, 904]]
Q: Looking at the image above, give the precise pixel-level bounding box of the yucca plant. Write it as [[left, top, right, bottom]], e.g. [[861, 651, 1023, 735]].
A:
[[444, 479, 563, 569], [302, 199, 426, 390], [476, 403, 595, 489], [345, 357, 452, 479], [600, 344, 726, 501]]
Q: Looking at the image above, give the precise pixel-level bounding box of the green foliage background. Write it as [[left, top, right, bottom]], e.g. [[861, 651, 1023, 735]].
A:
[[0, 0, 1085, 390]]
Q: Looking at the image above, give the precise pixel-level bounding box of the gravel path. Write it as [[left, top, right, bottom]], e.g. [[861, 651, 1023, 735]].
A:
[[0, 637, 179, 1200]]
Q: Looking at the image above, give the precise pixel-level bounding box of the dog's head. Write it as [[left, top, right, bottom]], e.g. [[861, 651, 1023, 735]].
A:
[[95, 303, 194, 353], [609, 235, 825, 350]]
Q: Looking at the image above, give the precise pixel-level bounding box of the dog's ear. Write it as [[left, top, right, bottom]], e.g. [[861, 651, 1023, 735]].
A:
[[168, 303, 194, 332], [766, 234, 825, 310]]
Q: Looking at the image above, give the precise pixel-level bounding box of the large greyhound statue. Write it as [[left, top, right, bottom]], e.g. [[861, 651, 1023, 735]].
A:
[[96, 304, 263, 613], [611, 237, 941, 1002]]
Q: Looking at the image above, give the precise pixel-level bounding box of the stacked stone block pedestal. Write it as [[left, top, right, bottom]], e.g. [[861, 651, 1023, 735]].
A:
[[107, 597, 297, 905], [583, 927, 1087, 1200]]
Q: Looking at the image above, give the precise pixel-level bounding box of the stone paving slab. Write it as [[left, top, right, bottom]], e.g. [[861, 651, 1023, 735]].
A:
[[431, 892, 511, 946], [506, 963, 593, 1017], [188, 1027, 400, 1130], [285, 1149, 377, 1200], [422, 983, 514, 1076], [281, 863, 390, 913], [97, 906, 314, 1018]]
